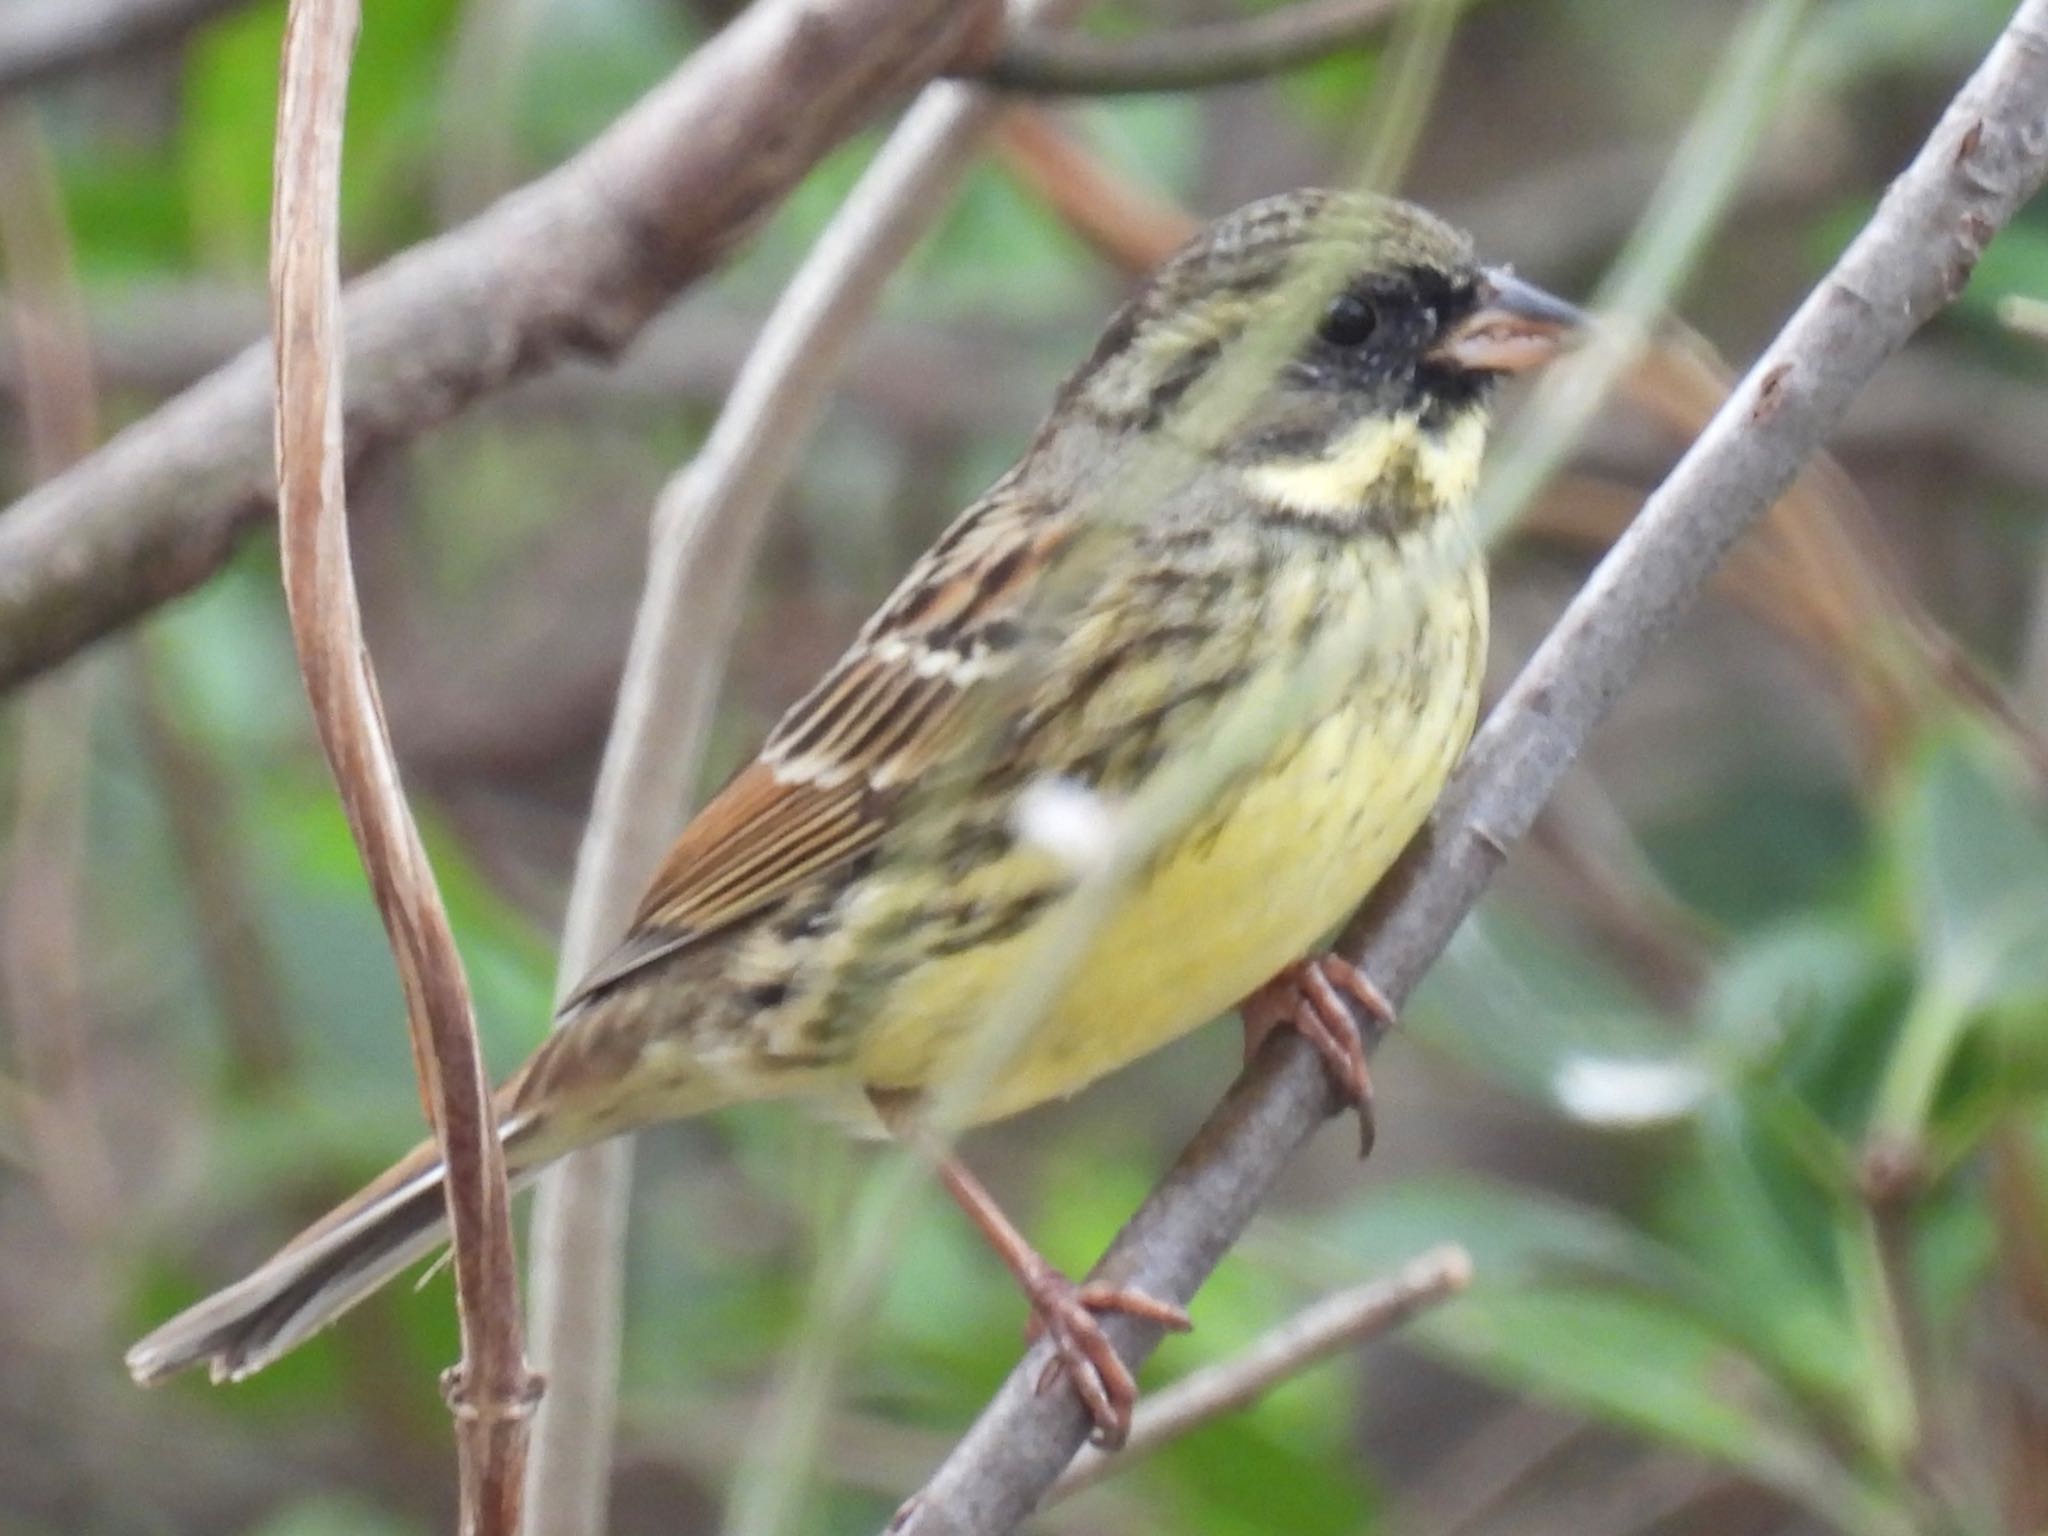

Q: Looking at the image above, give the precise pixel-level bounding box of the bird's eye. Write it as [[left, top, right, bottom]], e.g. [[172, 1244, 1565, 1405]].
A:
[[1318, 293, 1378, 348]]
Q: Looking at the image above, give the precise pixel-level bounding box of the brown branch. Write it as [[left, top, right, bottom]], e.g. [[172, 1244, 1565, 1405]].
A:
[[0, 0, 999, 696], [896, 7, 2048, 1531], [1050, 1245, 1471, 1500], [0, 0, 256, 98], [961, 0, 1406, 94], [271, 3, 536, 1531]]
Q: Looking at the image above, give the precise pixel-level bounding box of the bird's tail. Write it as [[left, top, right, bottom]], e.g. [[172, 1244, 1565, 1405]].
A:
[[125, 1110, 552, 1387], [125, 985, 762, 1388]]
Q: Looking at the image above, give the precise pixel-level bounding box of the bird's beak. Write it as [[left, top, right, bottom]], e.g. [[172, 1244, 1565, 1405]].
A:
[[1427, 267, 1587, 375]]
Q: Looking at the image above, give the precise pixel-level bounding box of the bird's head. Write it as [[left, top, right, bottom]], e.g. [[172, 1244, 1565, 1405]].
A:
[[1064, 189, 1583, 528]]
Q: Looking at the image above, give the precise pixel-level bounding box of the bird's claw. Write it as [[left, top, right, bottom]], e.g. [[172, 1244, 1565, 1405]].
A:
[[1241, 953, 1394, 1156], [1021, 1269, 1190, 1448]]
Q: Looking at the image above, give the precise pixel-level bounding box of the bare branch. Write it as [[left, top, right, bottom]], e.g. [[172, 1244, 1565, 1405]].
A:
[[896, 7, 2048, 1532], [272, 2, 537, 1530], [1050, 1245, 1471, 1500], [962, 0, 1404, 95], [519, 6, 1079, 1532], [0, 0, 256, 99], [0, 0, 998, 696]]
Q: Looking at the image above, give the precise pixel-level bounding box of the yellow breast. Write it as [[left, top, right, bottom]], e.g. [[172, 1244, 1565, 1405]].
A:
[[851, 543, 1487, 1125]]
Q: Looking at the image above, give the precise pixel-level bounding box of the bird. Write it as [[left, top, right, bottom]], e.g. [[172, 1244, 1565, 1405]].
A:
[[125, 188, 1581, 1446]]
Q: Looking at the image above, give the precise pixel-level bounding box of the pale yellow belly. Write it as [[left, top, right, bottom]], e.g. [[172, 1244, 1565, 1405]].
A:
[[850, 581, 1484, 1125]]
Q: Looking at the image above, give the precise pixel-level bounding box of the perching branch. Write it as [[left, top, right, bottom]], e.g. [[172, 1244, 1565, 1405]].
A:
[[961, 0, 1406, 95], [0, 0, 998, 696], [896, 7, 2048, 1533], [518, 7, 1083, 1534], [272, 2, 536, 1531], [0, 0, 256, 99]]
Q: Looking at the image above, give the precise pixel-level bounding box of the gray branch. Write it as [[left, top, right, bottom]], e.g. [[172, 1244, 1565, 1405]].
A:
[[895, 6, 2048, 1532], [0, 0, 993, 693]]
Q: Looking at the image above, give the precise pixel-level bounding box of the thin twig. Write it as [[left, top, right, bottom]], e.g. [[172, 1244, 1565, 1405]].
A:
[[896, 7, 2048, 1531], [1050, 1245, 1472, 1500], [519, 7, 1075, 1533], [0, 0, 1000, 696], [962, 0, 1406, 94], [271, 3, 537, 1532], [0, 0, 255, 99]]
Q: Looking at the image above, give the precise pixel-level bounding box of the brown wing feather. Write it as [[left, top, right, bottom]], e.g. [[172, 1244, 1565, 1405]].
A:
[[563, 488, 1070, 1009]]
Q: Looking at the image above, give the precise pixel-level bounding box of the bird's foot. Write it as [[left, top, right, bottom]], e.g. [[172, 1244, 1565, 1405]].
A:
[[1240, 953, 1394, 1155], [1019, 1264, 1190, 1449]]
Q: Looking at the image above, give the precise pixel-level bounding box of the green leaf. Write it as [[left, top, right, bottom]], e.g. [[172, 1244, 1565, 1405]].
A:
[[1893, 730, 2048, 1004], [1645, 768, 1866, 927], [1699, 917, 1890, 1067], [1270, 1175, 1714, 1313], [1653, 1104, 1866, 1407], [1426, 1287, 1787, 1462], [1876, 729, 2048, 1139]]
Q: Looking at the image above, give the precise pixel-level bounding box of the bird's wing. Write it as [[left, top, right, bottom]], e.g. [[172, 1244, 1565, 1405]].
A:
[[563, 486, 1070, 1007]]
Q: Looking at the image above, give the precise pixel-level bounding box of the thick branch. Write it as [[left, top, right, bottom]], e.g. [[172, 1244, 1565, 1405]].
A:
[[962, 0, 1403, 94], [0, 0, 255, 98], [273, 2, 535, 1530], [0, 0, 996, 695], [898, 7, 2048, 1532]]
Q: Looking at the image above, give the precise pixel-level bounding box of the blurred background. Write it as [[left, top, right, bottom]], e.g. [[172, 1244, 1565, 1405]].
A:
[[3, 0, 2047, 1532]]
